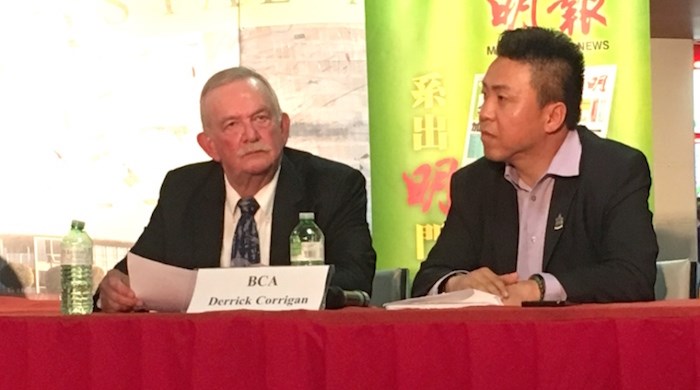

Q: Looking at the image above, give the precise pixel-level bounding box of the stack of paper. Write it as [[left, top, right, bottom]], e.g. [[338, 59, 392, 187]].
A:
[[384, 288, 503, 310]]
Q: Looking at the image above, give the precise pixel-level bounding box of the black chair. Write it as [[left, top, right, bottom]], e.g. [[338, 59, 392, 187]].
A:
[[370, 268, 409, 307]]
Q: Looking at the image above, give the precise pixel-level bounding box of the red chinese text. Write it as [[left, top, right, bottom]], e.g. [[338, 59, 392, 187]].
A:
[[546, 0, 606, 35], [487, 0, 607, 36], [487, 0, 538, 29], [402, 157, 458, 215], [586, 74, 609, 92]]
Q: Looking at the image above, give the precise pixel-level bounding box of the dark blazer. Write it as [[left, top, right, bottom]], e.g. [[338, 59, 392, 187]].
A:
[[113, 147, 376, 293], [411, 127, 658, 302]]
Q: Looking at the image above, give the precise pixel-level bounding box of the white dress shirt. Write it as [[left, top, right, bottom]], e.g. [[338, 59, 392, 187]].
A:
[[219, 166, 281, 267]]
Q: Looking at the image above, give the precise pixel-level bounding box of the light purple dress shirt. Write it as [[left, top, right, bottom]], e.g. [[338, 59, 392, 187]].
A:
[[504, 130, 581, 301], [428, 130, 582, 298]]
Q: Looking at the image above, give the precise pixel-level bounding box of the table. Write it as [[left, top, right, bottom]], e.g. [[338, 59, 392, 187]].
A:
[[2, 296, 700, 389]]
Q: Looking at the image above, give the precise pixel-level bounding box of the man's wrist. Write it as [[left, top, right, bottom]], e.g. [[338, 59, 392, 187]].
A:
[[529, 274, 546, 301]]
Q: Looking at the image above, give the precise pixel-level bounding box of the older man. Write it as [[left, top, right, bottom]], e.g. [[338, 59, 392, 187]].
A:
[[98, 67, 376, 312]]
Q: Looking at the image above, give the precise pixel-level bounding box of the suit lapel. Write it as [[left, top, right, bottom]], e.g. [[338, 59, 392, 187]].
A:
[[190, 164, 226, 268], [542, 175, 578, 270], [542, 127, 590, 270], [491, 173, 519, 272], [270, 152, 305, 265]]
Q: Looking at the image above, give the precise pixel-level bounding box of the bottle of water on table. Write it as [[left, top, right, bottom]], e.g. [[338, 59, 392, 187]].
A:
[[60, 220, 93, 315], [290, 212, 325, 266]]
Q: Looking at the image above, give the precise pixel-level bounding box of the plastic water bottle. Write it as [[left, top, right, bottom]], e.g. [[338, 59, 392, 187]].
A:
[[60, 220, 93, 315], [290, 212, 325, 266]]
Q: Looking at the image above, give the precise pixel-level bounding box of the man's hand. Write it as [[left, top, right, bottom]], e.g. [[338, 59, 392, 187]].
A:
[[444, 267, 518, 298], [97, 269, 143, 313], [502, 280, 541, 306]]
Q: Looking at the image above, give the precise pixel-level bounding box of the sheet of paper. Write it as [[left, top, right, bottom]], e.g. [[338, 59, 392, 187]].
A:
[[384, 288, 503, 310], [127, 252, 197, 312]]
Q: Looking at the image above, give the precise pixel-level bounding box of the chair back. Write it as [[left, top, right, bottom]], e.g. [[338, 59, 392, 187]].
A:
[[655, 259, 691, 299], [370, 268, 408, 306]]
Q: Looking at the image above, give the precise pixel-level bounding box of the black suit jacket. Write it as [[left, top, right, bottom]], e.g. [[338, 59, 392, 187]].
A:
[[412, 127, 658, 302], [113, 147, 376, 293]]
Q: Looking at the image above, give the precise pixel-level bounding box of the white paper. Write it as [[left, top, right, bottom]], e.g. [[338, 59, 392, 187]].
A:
[[126, 252, 331, 313], [580, 64, 617, 138], [186, 265, 331, 313], [384, 288, 503, 310], [127, 252, 197, 312]]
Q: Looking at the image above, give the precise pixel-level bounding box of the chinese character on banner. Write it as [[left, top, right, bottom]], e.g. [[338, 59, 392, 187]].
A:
[[580, 65, 616, 137], [411, 73, 446, 110], [413, 114, 447, 151], [586, 74, 608, 92], [487, 0, 538, 29], [546, 0, 606, 35], [415, 223, 443, 260], [402, 158, 458, 215]]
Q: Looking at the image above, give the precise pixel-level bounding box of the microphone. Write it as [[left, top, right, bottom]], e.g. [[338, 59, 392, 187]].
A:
[[325, 286, 371, 309]]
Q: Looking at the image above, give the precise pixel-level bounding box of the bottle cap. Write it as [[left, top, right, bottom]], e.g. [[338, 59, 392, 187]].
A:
[[70, 220, 86, 230], [299, 212, 315, 220]]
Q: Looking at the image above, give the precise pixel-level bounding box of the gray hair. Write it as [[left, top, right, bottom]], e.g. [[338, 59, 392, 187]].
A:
[[199, 66, 282, 129]]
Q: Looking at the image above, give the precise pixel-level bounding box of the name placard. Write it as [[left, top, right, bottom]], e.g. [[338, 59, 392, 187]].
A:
[[186, 265, 332, 313]]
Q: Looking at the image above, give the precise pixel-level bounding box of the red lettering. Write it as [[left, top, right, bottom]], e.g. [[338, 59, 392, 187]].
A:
[[402, 158, 458, 215], [487, 0, 539, 29], [547, 0, 606, 35]]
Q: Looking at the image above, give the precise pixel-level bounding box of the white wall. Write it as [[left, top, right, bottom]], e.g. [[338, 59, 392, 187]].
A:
[[650, 39, 697, 276]]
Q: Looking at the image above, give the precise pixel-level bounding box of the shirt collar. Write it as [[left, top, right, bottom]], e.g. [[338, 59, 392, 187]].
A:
[[224, 164, 281, 218], [504, 130, 581, 187], [547, 129, 581, 177]]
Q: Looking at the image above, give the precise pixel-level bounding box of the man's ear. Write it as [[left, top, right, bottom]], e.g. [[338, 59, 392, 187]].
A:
[[197, 132, 220, 161], [280, 112, 291, 143], [543, 102, 567, 134]]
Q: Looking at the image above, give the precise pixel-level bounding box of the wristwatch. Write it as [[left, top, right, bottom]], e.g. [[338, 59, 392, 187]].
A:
[[529, 274, 546, 301]]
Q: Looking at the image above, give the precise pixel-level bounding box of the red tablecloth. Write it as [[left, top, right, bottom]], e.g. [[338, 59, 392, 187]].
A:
[[2, 296, 700, 389]]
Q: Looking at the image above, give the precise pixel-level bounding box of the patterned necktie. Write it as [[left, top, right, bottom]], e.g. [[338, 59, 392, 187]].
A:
[[231, 198, 260, 267]]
